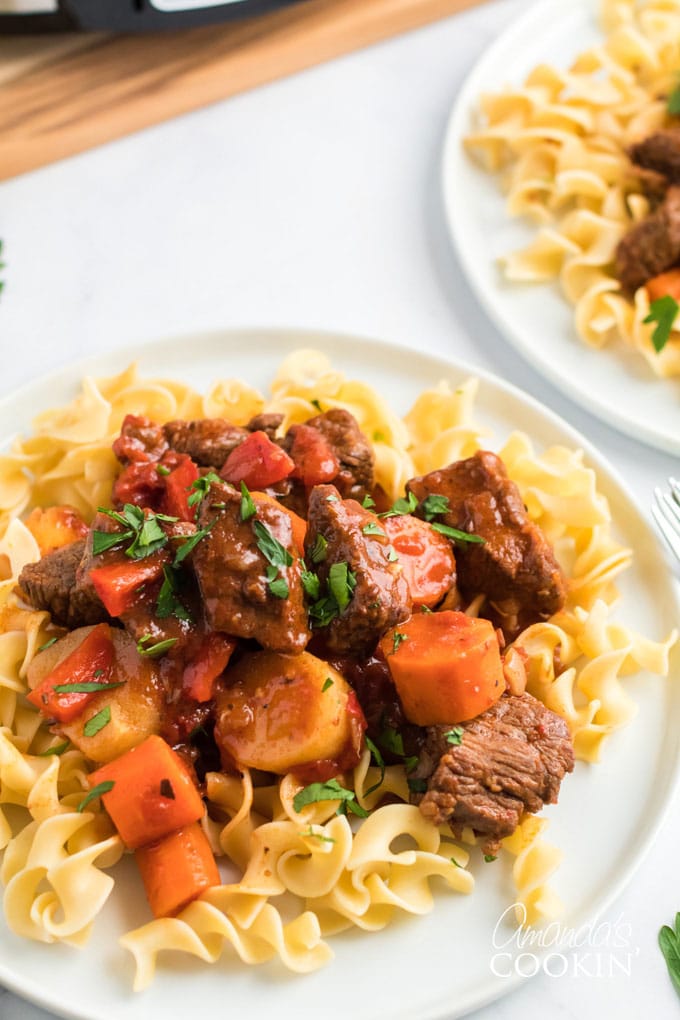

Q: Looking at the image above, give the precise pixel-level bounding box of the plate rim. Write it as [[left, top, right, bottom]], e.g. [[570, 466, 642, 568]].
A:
[[0, 325, 679, 1020], [440, 0, 680, 457]]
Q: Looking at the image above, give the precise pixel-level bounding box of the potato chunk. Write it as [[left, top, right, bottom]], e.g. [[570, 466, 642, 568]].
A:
[[215, 651, 356, 774], [24, 505, 88, 556], [28, 625, 164, 763]]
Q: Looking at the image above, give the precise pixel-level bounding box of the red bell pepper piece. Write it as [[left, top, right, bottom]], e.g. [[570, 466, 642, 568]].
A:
[[89, 551, 168, 617], [26, 623, 115, 723], [182, 633, 236, 702], [220, 431, 294, 489], [288, 424, 340, 487], [163, 455, 200, 522]]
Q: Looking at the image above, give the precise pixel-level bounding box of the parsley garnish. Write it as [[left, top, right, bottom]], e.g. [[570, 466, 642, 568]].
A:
[[328, 562, 356, 611], [173, 522, 214, 567], [361, 494, 376, 509], [450, 856, 463, 869], [77, 780, 115, 813], [431, 522, 485, 544], [445, 726, 464, 746], [187, 471, 222, 508], [380, 492, 418, 518], [299, 825, 335, 844], [37, 740, 70, 757], [381, 725, 405, 756], [52, 681, 124, 693], [391, 631, 407, 654], [309, 533, 327, 564], [92, 530, 133, 556], [156, 565, 193, 622], [136, 635, 178, 658], [253, 520, 294, 569], [321, 677, 334, 692], [240, 481, 257, 521], [421, 493, 450, 521], [644, 295, 679, 353], [292, 779, 368, 817], [267, 570, 289, 599], [659, 913, 680, 995], [93, 504, 178, 561], [38, 637, 58, 652], [484, 854, 497, 863], [156, 464, 171, 476], [668, 80, 680, 116], [310, 398, 323, 412], [364, 736, 386, 796], [83, 706, 111, 737], [362, 521, 385, 537], [301, 569, 321, 600]]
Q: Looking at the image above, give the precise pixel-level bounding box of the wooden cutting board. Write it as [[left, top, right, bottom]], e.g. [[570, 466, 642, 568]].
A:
[[0, 0, 485, 182]]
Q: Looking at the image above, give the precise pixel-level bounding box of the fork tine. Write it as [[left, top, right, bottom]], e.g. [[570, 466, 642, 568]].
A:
[[653, 488, 680, 562], [670, 477, 680, 506]]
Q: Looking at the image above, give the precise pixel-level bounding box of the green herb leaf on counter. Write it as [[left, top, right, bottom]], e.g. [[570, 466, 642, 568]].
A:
[[659, 913, 680, 995], [644, 295, 679, 353]]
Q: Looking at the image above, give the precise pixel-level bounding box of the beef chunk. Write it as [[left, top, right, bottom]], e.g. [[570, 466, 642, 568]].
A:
[[629, 129, 680, 184], [162, 419, 248, 468], [305, 409, 374, 500], [247, 412, 284, 439], [615, 186, 680, 292], [416, 693, 574, 853], [190, 482, 309, 654], [305, 484, 411, 655], [407, 451, 566, 635], [113, 414, 168, 465], [18, 540, 107, 628]]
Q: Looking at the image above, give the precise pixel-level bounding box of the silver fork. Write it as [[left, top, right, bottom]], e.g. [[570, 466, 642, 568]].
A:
[[652, 477, 680, 563]]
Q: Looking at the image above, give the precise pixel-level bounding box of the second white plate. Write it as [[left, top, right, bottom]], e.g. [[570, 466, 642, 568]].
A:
[[442, 0, 680, 456]]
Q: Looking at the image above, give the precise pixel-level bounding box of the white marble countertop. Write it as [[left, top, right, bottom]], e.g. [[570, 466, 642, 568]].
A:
[[0, 0, 679, 1016]]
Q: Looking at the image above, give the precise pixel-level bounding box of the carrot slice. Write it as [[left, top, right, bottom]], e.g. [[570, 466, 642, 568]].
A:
[[379, 611, 504, 725], [383, 515, 456, 608], [135, 821, 220, 918], [646, 267, 680, 304], [88, 734, 204, 848]]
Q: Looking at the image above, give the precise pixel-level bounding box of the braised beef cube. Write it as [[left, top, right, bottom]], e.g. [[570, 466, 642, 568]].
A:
[[615, 186, 680, 292], [190, 482, 309, 654], [416, 693, 574, 853], [629, 129, 680, 184], [163, 419, 248, 469], [18, 539, 106, 628], [305, 484, 411, 655], [407, 450, 566, 635], [304, 409, 374, 500], [113, 414, 168, 465], [247, 412, 284, 439]]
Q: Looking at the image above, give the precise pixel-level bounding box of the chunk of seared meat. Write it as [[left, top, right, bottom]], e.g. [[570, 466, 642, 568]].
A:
[[304, 409, 374, 501], [18, 539, 107, 628], [162, 419, 249, 469], [305, 484, 411, 655], [407, 451, 566, 636], [415, 693, 574, 854], [629, 129, 680, 184], [615, 185, 680, 293], [190, 482, 309, 653], [113, 414, 169, 464], [247, 412, 284, 439]]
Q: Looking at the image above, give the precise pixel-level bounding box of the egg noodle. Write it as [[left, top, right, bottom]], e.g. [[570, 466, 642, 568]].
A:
[[464, 0, 680, 375], [0, 351, 674, 988]]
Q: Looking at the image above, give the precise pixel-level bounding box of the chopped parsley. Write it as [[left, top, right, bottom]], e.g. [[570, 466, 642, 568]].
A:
[[421, 493, 450, 520], [391, 631, 407, 654], [136, 635, 178, 658], [309, 533, 328, 564], [37, 636, 58, 652], [156, 464, 171, 476], [310, 398, 323, 412], [321, 677, 334, 693], [292, 779, 368, 817], [361, 494, 376, 509], [299, 825, 335, 844], [364, 736, 386, 796], [483, 854, 497, 863], [156, 565, 193, 622], [93, 504, 178, 560], [328, 562, 356, 611], [445, 726, 464, 746], [83, 706, 111, 737], [307, 562, 357, 627], [187, 471, 222, 508], [239, 481, 257, 522], [37, 740, 70, 757], [380, 725, 405, 756], [52, 681, 124, 694], [362, 521, 385, 537], [253, 519, 293, 598], [77, 780, 114, 813], [173, 522, 214, 566], [644, 295, 679, 353], [380, 492, 418, 518], [431, 522, 485, 544], [301, 569, 321, 600]]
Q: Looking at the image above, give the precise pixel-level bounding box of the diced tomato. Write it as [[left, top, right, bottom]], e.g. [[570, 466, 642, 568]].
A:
[[89, 551, 169, 617], [383, 515, 456, 608], [220, 431, 294, 489], [163, 455, 200, 523], [182, 633, 236, 702], [288, 424, 340, 486], [26, 623, 115, 723], [112, 461, 166, 512]]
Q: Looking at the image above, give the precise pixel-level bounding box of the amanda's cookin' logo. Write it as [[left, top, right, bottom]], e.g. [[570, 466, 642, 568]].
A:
[[490, 904, 638, 979]]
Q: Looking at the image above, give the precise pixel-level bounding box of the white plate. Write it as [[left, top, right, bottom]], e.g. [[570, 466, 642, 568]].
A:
[[442, 0, 680, 456], [0, 329, 678, 1020]]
